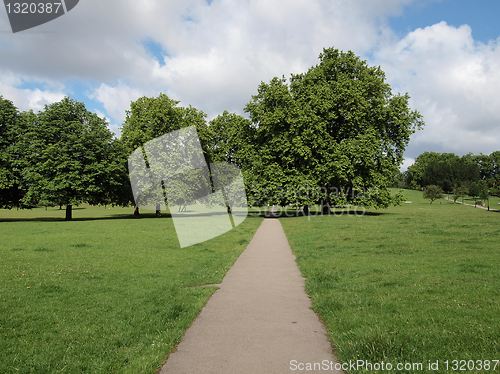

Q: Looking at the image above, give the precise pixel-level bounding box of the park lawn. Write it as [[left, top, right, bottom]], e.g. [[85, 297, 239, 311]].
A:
[[0, 205, 263, 374], [280, 189, 499, 373]]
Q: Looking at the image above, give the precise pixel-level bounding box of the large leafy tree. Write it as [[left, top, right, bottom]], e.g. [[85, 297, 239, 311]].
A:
[[15, 97, 128, 220], [207, 110, 255, 167], [0, 96, 25, 209], [121, 93, 210, 216], [206, 111, 256, 212], [489, 151, 500, 196], [404, 151, 439, 190], [243, 48, 424, 210]]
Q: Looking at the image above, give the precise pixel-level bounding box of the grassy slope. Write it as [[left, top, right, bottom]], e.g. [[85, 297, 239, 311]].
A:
[[280, 190, 499, 373], [0, 206, 263, 373]]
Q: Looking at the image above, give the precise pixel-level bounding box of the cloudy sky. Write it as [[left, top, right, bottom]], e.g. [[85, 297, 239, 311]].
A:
[[1, 0, 499, 171]]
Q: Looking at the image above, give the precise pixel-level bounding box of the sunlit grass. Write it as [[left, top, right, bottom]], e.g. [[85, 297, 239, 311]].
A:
[[0, 205, 263, 373], [280, 190, 500, 373]]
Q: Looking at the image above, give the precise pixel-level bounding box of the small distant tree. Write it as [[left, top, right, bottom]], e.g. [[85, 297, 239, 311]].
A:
[[478, 181, 489, 209], [452, 185, 468, 204], [423, 185, 443, 204], [468, 182, 480, 207]]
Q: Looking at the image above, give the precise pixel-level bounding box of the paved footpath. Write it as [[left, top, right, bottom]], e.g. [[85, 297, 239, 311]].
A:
[[159, 218, 341, 374]]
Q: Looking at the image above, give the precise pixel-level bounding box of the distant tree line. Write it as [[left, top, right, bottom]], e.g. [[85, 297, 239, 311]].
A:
[[394, 151, 500, 198], [0, 47, 424, 219]]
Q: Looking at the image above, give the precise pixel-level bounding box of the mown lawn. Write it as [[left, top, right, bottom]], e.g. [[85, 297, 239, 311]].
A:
[[0, 206, 263, 373], [281, 189, 499, 373]]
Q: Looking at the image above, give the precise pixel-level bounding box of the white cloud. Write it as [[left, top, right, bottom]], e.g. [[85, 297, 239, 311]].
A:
[[88, 82, 146, 124], [375, 21, 500, 157], [1, 0, 499, 161], [137, 0, 421, 118], [401, 157, 415, 172], [0, 71, 65, 112]]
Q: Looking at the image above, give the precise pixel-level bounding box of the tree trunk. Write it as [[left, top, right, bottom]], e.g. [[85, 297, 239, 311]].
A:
[[322, 203, 330, 215], [155, 203, 161, 218], [320, 199, 330, 214], [303, 205, 309, 215], [133, 205, 140, 215], [65, 205, 72, 221]]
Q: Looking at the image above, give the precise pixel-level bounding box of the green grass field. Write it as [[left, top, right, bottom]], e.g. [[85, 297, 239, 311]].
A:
[[2, 193, 499, 373], [280, 189, 499, 373], [0, 206, 263, 373]]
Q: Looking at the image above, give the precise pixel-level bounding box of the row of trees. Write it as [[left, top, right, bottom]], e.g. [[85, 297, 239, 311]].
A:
[[0, 97, 131, 219], [423, 182, 490, 207], [400, 151, 500, 196], [1, 47, 424, 219]]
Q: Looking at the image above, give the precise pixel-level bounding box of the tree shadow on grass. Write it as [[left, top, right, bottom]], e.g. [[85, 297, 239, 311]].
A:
[[0, 211, 268, 223], [0, 212, 166, 223], [0, 204, 401, 223], [247, 208, 389, 219]]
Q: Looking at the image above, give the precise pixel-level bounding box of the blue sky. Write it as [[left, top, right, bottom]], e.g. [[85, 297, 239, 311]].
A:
[[389, 0, 500, 44], [1, 0, 499, 171], [142, 38, 168, 67]]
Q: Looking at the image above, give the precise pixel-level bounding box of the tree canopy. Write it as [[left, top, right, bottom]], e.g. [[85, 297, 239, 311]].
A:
[[12, 97, 128, 220], [121, 93, 210, 215], [423, 185, 443, 204], [0, 96, 25, 209], [2, 48, 439, 216], [121, 93, 210, 155], [206, 110, 255, 168], [404, 151, 499, 195], [405, 151, 480, 192], [243, 47, 424, 209], [468, 182, 480, 202]]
